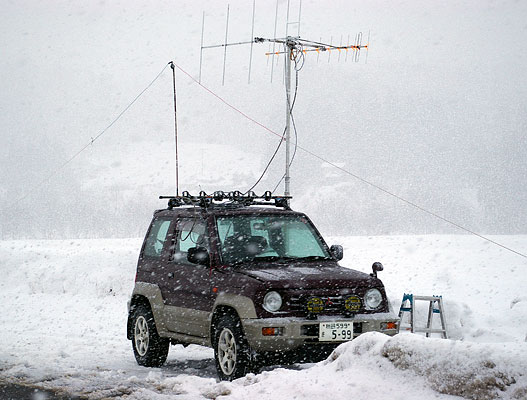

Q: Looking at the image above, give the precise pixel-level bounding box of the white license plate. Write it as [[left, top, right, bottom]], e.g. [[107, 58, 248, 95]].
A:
[[319, 321, 354, 341]]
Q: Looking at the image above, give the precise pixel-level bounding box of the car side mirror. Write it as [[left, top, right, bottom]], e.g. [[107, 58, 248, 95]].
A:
[[330, 245, 343, 261], [187, 246, 210, 266], [371, 262, 384, 278]]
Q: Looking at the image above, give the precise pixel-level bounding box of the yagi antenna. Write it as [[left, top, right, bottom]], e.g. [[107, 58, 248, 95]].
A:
[[198, 1, 369, 202]]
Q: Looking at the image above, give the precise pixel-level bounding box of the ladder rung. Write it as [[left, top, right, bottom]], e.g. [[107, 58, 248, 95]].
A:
[[400, 307, 441, 313], [412, 295, 442, 301], [413, 328, 447, 334]]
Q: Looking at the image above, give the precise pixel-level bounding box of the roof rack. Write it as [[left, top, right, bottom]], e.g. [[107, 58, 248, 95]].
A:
[[159, 191, 292, 210]]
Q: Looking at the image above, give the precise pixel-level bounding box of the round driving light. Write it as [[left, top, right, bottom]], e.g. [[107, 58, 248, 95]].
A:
[[345, 296, 361, 312], [306, 297, 324, 313], [364, 288, 383, 310], [263, 291, 282, 312]]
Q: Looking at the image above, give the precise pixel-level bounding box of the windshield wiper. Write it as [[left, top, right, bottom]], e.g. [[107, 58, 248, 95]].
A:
[[227, 256, 295, 265], [230, 255, 331, 265], [294, 255, 333, 261], [252, 256, 298, 263]]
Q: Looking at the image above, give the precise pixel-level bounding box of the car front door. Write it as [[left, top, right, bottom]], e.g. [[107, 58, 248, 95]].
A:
[[163, 216, 214, 338]]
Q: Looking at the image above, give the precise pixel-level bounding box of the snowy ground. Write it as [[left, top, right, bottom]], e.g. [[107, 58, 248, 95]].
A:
[[1, 235, 526, 399]]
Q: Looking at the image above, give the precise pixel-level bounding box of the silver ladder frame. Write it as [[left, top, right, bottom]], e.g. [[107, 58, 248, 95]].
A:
[[398, 294, 448, 339]]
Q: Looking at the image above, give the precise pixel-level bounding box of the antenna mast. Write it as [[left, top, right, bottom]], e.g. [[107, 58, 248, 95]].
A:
[[284, 40, 292, 199]]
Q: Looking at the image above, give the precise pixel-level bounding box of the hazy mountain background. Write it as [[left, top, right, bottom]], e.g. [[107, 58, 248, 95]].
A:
[[1, 0, 526, 239]]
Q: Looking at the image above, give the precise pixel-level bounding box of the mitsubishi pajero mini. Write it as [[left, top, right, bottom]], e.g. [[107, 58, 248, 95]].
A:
[[127, 191, 398, 380]]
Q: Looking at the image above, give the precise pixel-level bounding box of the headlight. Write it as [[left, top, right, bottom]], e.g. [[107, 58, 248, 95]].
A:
[[263, 291, 282, 312], [364, 288, 383, 309]]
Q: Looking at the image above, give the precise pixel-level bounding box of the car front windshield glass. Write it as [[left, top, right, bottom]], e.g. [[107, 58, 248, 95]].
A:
[[216, 214, 330, 265]]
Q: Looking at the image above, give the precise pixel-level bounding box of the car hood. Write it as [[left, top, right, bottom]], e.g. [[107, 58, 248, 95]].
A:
[[234, 261, 382, 290]]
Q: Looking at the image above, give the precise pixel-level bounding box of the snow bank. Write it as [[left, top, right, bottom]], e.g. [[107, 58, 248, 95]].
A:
[[382, 334, 527, 400], [220, 333, 443, 400], [215, 333, 527, 400]]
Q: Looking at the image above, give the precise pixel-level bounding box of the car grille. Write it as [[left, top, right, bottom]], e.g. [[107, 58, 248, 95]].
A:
[[289, 295, 348, 314], [285, 290, 367, 317]]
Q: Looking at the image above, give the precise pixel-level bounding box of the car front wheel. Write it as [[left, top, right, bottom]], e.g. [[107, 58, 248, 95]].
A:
[[213, 314, 253, 381], [131, 304, 169, 367]]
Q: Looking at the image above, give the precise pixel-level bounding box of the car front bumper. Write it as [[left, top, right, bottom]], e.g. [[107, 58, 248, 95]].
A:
[[242, 312, 399, 352]]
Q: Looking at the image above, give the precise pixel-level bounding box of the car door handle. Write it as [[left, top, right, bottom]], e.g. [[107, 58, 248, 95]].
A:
[[168, 272, 174, 278]]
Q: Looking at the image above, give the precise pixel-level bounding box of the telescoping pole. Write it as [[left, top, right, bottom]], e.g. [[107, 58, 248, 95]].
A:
[[170, 62, 179, 197]]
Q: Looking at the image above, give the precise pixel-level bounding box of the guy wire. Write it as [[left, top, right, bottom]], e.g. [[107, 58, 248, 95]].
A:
[[2, 62, 171, 211]]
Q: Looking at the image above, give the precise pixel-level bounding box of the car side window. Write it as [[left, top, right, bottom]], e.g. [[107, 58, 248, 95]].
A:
[[172, 218, 209, 264], [143, 218, 172, 258]]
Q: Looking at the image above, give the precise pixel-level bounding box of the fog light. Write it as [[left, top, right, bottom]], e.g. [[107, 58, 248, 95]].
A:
[[262, 327, 284, 336], [345, 296, 361, 312], [306, 297, 324, 313]]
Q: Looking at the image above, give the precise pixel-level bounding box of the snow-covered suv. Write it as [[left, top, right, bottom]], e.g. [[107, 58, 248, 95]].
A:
[[127, 192, 398, 380]]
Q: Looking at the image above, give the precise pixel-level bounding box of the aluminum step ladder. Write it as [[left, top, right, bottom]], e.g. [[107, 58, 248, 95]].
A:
[[398, 293, 448, 339]]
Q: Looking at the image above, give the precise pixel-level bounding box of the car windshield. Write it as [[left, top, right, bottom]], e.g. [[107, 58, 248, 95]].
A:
[[216, 214, 331, 265]]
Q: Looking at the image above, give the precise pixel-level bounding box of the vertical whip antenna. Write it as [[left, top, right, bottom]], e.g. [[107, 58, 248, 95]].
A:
[[170, 62, 179, 197], [297, 0, 302, 36], [285, 0, 302, 38], [286, 0, 291, 37], [222, 4, 230, 86]]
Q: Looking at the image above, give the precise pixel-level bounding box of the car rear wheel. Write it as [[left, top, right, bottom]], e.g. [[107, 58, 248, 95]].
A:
[[131, 304, 169, 367], [213, 314, 253, 381]]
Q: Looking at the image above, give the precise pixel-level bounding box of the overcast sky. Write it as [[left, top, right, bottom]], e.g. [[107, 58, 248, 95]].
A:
[[1, 0, 526, 238]]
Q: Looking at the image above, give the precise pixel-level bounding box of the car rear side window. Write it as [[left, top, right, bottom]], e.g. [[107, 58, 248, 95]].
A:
[[143, 218, 172, 258]]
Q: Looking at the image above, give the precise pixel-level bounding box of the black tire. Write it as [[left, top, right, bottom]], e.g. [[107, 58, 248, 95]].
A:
[[213, 314, 253, 381], [131, 304, 169, 367]]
